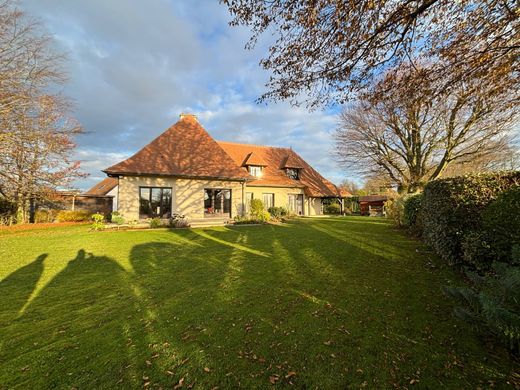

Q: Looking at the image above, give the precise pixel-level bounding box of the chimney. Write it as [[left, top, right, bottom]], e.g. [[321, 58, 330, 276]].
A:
[[179, 113, 198, 121]]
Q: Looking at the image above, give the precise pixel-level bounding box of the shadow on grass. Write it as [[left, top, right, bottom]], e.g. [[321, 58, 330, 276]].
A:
[[0, 218, 517, 388]]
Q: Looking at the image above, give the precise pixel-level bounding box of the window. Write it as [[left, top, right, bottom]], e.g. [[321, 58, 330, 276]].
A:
[[249, 166, 263, 177], [288, 194, 303, 215], [139, 187, 172, 219], [262, 193, 274, 209], [204, 189, 232, 216], [286, 168, 300, 180]]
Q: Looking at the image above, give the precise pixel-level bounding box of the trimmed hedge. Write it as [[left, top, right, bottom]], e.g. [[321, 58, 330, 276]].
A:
[[481, 186, 520, 263], [422, 171, 520, 265], [323, 202, 341, 214], [56, 210, 91, 222]]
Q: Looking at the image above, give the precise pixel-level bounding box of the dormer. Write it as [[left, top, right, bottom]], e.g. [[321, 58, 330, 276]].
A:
[[282, 154, 303, 180], [242, 152, 268, 178]]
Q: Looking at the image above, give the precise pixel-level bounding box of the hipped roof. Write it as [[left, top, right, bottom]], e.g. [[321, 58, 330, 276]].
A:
[[104, 116, 252, 181]]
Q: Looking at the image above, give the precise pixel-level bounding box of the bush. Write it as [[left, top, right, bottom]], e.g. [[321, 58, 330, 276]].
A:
[[323, 202, 341, 214], [34, 209, 58, 223], [422, 171, 520, 265], [0, 197, 17, 225], [403, 193, 423, 234], [443, 262, 520, 353], [250, 198, 264, 216], [56, 210, 91, 222], [149, 217, 162, 228], [461, 231, 495, 271], [481, 186, 520, 263], [91, 213, 105, 231], [169, 213, 189, 228], [386, 196, 406, 227], [268, 206, 287, 219], [110, 212, 125, 225]]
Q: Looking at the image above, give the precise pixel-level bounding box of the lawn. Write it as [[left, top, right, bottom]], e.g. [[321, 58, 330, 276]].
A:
[[0, 217, 518, 389]]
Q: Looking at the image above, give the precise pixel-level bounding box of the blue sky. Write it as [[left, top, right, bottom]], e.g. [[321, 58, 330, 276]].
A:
[[21, 0, 349, 190]]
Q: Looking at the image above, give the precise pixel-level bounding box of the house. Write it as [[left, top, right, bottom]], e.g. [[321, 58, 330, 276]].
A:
[[83, 177, 119, 212], [359, 195, 389, 217], [100, 114, 348, 222]]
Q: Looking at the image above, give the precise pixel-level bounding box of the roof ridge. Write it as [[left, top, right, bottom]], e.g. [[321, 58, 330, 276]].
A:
[[217, 140, 291, 150]]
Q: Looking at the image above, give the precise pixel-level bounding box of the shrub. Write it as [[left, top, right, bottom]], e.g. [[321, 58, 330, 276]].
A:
[[91, 213, 105, 231], [56, 210, 91, 222], [442, 262, 520, 353], [323, 202, 341, 214], [250, 198, 264, 216], [461, 231, 495, 271], [481, 186, 520, 263], [233, 215, 262, 225], [422, 171, 520, 265], [403, 193, 423, 234], [169, 213, 189, 228], [110, 212, 125, 226], [385, 196, 406, 227], [34, 209, 58, 223], [0, 197, 17, 225], [268, 206, 287, 219], [149, 217, 162, 228]]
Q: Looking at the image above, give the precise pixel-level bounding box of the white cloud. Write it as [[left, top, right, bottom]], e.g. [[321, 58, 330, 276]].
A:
[[21, 0, 356, 190]]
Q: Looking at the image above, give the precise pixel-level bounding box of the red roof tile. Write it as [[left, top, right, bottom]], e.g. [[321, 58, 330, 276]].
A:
[[104, 116, 252, 181], [243, 152, 268, 166], [218, 142, 345, 197], [84, 177, 118, 196]]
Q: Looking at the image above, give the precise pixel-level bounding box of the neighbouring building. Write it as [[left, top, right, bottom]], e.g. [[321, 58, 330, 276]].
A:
[[98, 114, 348, 222], [359, 195, 390, 217]]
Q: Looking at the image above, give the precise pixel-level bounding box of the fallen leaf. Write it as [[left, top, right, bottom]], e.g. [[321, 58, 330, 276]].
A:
[[204, 367, 210, 373], [173, 377, 184, 389], [166, 370, 174, 376], [269, 375, 279, 384], [285, 371, 296, 379]]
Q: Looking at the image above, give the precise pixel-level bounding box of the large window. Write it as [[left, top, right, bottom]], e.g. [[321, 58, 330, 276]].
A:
[[249, 166, 263, 177], [288, 194, 303, 215], [204, 189, 232, 217], [139, 187, 172, 219], [262, 193, 274, 209]]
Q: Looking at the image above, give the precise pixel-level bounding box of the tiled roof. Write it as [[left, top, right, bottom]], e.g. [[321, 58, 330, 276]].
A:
[[243, 152, 268, 166], [282, 154, 304, 169], [104, 116, 252, 181], [218, 141, 345, 197], [103, 115, 346, 198], [84, 177, 118, 196]]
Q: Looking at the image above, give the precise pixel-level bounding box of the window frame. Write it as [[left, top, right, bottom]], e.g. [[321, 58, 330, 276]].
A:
[[262, 193, 275, 209], [249, 165, 263, 177], [286, 168, 300, 180], [139, 186, 172, 219]]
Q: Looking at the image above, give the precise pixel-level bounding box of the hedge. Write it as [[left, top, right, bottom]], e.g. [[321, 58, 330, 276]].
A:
[[422, 171, 520, 265]]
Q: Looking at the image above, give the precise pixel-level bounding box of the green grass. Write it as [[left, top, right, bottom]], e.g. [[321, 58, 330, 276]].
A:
[[0, 217, 517, 388]]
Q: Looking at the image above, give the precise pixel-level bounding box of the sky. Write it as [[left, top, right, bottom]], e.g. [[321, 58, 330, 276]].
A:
[[21, 0, 350, 191]]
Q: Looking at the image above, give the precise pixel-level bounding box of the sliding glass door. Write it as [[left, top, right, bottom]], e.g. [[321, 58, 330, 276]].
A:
[[204, 189, 232, 217]]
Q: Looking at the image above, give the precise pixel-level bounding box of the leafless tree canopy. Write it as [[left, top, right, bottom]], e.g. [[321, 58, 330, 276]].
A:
[[335, 67, 519, 192], [0, 0, 83, 222], [223, 0, 519, 107]]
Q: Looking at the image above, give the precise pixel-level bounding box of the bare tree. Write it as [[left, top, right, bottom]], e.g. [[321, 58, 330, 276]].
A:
[[335, 69, 518, 193], [0, 1, 83, 222], [0, 0, 64, 117], [223, 0, 519, 107]]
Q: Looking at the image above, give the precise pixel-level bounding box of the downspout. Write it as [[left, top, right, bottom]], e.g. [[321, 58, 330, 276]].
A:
[[241, 180, 246, 216]]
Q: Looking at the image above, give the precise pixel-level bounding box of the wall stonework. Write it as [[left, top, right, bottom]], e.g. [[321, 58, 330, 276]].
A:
[[118, 175, 244, 221], [118, 175, 325, 220]]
